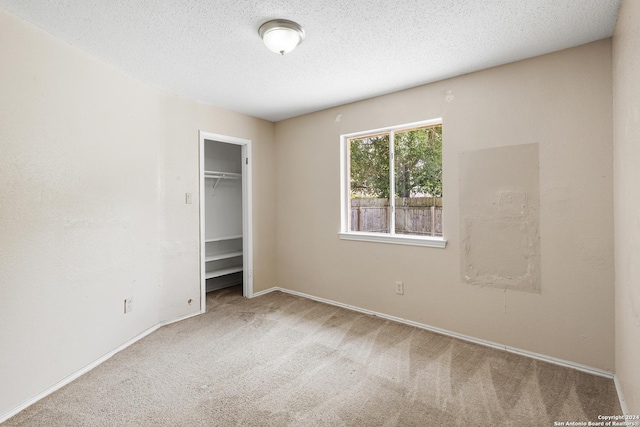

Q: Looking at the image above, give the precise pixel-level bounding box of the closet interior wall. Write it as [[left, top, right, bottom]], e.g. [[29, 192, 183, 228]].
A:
[[203, 140, 243, 293]]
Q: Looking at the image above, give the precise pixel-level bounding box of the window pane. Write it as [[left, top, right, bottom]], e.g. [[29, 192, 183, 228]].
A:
[[349, 134, 390, 233], [393, 125, 443, 236]]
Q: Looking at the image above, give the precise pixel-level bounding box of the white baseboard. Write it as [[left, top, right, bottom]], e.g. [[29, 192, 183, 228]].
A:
[[614, 375, 629, 415], [0, 310, 201, 424], [250, 287, 277, 298], [256, 286, 615, 380]]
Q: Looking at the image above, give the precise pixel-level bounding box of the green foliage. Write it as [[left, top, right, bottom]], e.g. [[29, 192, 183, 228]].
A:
[[395, 126, 442, 197], [349, 125, 442, 199], [350, 134, 390, 198]]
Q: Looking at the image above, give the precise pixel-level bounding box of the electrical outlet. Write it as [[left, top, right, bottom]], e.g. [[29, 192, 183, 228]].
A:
[[395, 281, 404, 295], [124, 298, 133, 313]]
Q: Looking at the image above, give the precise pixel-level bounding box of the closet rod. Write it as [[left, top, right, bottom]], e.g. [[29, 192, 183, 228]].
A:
[[205, 171, 241, 194], [204, 170, 241, 179]]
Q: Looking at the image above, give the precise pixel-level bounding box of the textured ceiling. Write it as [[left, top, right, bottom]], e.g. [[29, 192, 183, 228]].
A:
[[0, 0, 621, 122]]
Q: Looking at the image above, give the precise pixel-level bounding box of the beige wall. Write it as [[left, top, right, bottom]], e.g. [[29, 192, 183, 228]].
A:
[[275, 40, 614, 371], [613, 0, 640, 415], [0, 9, 275, 418]]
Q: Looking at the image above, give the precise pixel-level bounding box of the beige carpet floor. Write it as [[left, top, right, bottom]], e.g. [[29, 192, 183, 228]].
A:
[[5, 286, 621, 426]]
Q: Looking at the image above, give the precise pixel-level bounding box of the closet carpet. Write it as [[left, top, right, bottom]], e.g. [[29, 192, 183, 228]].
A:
[[6, 286, 621, 426]]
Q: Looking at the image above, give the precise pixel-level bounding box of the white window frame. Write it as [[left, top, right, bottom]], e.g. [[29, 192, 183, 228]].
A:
[[339, 118, 446, 248]]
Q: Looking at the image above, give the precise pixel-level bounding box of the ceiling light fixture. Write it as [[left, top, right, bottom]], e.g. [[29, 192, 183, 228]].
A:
[[258, 19, 305, 56]]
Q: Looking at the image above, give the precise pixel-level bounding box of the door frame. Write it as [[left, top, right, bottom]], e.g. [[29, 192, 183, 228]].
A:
[[199, 130, 253, 312]]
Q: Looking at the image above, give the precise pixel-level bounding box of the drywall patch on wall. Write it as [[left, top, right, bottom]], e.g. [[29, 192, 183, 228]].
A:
[[460, 143, 541, 293]]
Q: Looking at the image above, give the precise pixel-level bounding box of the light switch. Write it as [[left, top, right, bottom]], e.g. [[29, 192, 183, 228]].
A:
[[185, 193, 193, 204]]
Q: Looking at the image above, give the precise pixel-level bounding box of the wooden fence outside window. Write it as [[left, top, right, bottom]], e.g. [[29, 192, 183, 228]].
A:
[[350, 197, 443, 237]]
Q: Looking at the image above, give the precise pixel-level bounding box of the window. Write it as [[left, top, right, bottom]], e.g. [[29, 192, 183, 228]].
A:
[[339, 119, 446, 248]]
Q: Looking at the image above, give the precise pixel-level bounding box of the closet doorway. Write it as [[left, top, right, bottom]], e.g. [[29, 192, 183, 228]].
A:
[[199, 131, 253, 312]]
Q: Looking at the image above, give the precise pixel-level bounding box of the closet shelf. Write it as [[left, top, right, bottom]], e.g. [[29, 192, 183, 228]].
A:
[[204, 170, 241, 179], [205, 170, 241, 194], [205, 251, 243, 262], [205, 235, 242, 243], [205, 266, 243, 279]]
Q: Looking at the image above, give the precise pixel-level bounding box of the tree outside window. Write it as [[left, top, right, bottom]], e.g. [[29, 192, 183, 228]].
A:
[[348, 123, 442, 237]]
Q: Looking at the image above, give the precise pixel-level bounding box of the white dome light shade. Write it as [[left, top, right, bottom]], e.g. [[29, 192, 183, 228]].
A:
[[263, 28, 300, 54], [259, 20, 305, 55]]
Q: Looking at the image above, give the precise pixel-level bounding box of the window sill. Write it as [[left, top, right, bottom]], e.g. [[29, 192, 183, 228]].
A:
[[338, 232, 447, 248]]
